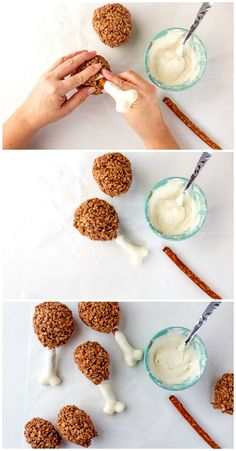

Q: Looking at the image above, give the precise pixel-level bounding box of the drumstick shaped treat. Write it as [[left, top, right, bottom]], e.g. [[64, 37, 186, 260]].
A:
[[24, 418, 62, 449], [78, 302, 143, 367], [74, 341, 125, 415], [56, 405, 98, 448], [33, 302, 74, 386], [74, 198, 148, 265]]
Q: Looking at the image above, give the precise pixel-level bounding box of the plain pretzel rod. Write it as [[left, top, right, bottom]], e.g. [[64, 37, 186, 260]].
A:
[[163, 96, 222, 150], [163, 247, 222, 299], [169, 396, 221, 449]]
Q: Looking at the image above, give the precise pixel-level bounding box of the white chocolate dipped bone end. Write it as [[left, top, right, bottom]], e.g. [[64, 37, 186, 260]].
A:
[[115, 234, 148, 266], [114, 330, 143, 367], [39, 348, 61, 386], [103, 80, 138, 113], [98, 380, 125, 415]]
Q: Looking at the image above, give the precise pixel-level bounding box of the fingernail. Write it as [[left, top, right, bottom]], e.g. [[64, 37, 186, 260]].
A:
[[102, 69, 110, 75], [88, 87, 96, 94], [94, 63, 102, 69]]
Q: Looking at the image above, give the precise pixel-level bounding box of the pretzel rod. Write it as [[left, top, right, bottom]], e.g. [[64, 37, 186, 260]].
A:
[[163, 247, 222, 299], [98, 78, 106, 88], [163, 97, 222, 150], [169, 396, 221, 449]]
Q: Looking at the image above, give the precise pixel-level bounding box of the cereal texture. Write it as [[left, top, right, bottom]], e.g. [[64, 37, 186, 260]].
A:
[[93, 3, 132, 47], [73, 55, 110, 94], [73, 198, 119, 241], [212, 373, 234, 414], [33, 302, 74, 349], [78, 302, 121, 333], [56, 405, 97, 447], [74, 341, 110, 385], [24, 418, 61, 449], [93, 152, 132, 197]]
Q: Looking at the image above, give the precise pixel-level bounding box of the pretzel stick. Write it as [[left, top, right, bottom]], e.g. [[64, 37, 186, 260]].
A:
[[169, 396, 221, 449], [163, 247, 222, 299], [163, 97, 222, 150]]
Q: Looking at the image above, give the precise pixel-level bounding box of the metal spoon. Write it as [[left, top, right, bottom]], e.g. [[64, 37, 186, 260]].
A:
[[177, 151, 212, 205], [185, 301, 221, 346], [177, 2, 213, 55]]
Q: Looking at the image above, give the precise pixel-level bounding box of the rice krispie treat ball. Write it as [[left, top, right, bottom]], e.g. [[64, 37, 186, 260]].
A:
[[72, 55, 110, 94], [212, 373, 234, 414], [93, 3, 132, 48], [74, 341, 110, 385], [93, 153, 132, 197], [78, 302, 121, 333], [73, 198, 119, 241], [56, 405, 98, 447], [33, 302, 74, 349], [24, 418, 61, 449]]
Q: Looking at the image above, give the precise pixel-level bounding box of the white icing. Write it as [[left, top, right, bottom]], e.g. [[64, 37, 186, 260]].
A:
[[98, 380, 125, 415], [39, 348, 61, 386], [115, 234, 148, 265], [149, 330, 200, 385], [103, 81, 138, 113], [148, 178, 200, 235], [149, 29, 201, 86], [114, 330, 143, 367]]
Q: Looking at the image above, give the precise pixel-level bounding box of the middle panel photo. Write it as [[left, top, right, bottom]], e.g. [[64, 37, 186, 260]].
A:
[[1, 151, 233, 299]]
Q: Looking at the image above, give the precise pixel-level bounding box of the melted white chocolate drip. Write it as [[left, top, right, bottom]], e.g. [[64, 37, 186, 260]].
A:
[[114, 330, 143, 367], [115, 234, 148, 265], [98, 380, 125, 415], [39, 348, 61, 386], [103, 81, 138, 113]]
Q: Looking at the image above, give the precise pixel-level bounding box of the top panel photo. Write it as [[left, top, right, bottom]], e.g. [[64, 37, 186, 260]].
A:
[[2, 1, 234, 151]]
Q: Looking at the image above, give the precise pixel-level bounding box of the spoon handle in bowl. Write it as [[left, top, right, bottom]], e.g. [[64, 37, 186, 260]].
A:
[[183, 151, 212, 195], [185, 301, 221, 346], [183, 2, 213, 46]]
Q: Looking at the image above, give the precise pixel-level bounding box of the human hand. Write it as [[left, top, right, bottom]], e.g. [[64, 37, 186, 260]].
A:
[[19, 50, 101, 131], [102, 69, 179, 149]]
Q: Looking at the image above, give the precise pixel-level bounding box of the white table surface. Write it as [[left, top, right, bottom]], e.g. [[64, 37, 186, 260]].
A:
[[2, 301, 234, 449], [2, 1, 233, 150], [0, 150, 233, 300]]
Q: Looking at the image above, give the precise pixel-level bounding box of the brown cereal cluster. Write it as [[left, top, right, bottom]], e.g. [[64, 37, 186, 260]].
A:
[[73, 198, 119, 241], [33, 302, 74, 349], [78, 302, 121, 333], [93, 3, 132, 48], [24, 418, 61, 449], [92, 152, 132, 197], [73, 55, 110, 95], [56, 405, 98, 448], [212, 373, 234, 415], [74, 341, 110, 385]]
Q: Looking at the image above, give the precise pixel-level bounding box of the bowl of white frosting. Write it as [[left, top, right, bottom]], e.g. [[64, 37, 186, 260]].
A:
[[145, 177, 207, 241], [144, 27, 207, 91], [145, 326, 207, 391]]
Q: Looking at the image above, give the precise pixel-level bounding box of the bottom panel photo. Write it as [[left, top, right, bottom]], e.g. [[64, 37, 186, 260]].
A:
[[2, 301, 234, 449]]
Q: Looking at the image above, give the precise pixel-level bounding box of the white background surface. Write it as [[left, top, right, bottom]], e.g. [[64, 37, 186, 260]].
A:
[[2, 301, 234, 449], [2, 1, 234, 150], [0, 151, 233, 300]]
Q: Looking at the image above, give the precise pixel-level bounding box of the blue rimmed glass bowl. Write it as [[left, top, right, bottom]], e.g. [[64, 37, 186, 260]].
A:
[[144, 326, 207, 391], [144, 27, 207, 91], [145, 176, 207, 241]]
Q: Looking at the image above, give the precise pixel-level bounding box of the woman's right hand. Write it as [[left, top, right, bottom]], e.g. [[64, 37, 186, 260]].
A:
[[102, 69, 179, 149]]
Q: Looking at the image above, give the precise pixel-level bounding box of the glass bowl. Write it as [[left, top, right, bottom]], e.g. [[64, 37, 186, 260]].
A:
[[144, 326, 208, 391], [144, 27, 207, 91], [145, 176, 207, 241]]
